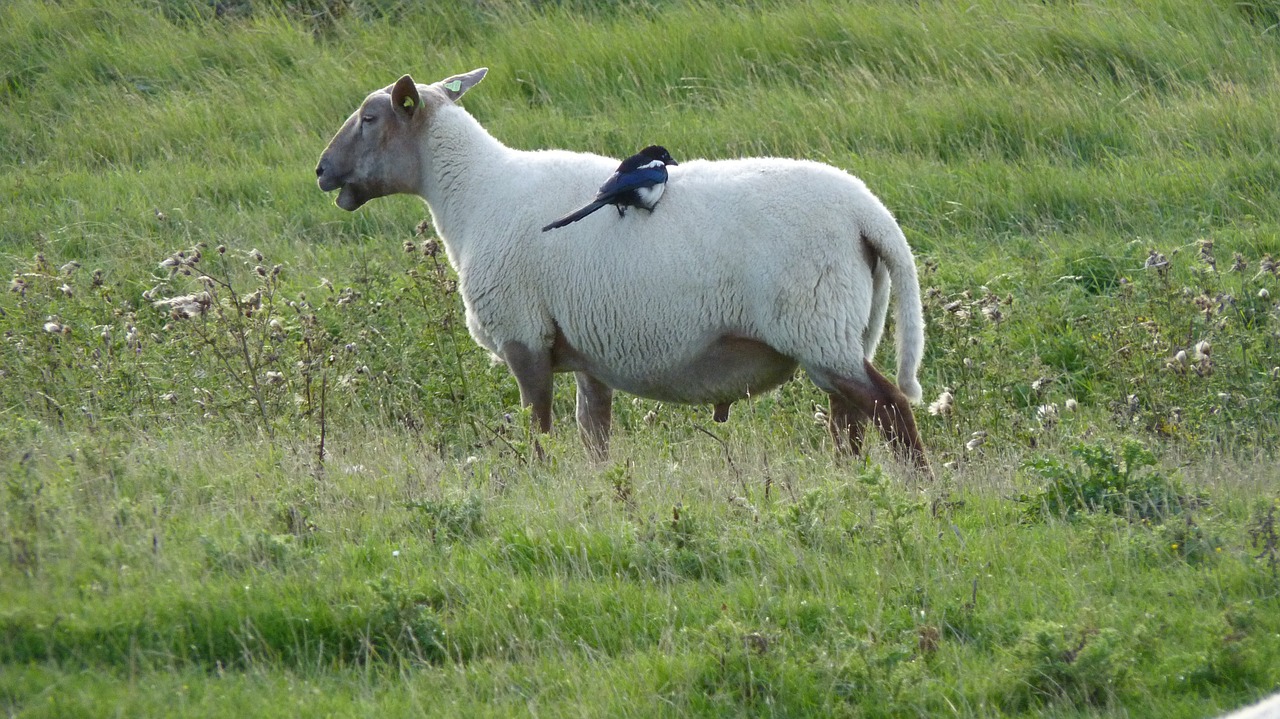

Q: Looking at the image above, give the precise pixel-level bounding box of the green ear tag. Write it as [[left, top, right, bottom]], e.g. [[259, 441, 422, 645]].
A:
[[402, 96, 415, 108], [443, 79, 462, 92]]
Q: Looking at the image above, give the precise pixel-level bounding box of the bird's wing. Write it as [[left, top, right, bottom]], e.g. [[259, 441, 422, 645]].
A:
[[596, 166, 667, 200]]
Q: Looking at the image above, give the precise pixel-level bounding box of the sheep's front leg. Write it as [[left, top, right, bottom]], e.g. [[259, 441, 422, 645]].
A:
[[574, 372, 613, 459], [500, 340, 553, 435]]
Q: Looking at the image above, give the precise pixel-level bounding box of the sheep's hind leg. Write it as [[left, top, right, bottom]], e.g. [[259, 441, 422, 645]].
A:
[[500, 341, 554, 458], [713, 403, 731, 423], [827, 393, 868, 456], [827, 361, 931, 477], [575, 372, 613, 460]]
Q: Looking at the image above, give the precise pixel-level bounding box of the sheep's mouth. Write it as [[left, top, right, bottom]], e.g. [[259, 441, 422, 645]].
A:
[[334, 184, 370, 211]]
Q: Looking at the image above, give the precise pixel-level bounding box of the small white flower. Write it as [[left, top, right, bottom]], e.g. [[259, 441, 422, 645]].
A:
[[392, 550, 401, 558], [43, 321, 62, 334]]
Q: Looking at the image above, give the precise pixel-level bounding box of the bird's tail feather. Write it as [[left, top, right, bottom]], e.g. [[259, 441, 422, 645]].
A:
[[541, 200, 609, 232]]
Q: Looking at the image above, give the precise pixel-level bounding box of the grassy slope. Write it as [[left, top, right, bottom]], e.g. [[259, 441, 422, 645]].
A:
[[3, 0, 1280, 716]]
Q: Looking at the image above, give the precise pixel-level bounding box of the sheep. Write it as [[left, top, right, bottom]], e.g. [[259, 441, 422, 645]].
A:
[[315, 67, 930, 473]]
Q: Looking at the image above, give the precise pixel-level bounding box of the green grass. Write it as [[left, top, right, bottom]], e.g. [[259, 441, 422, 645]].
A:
[[3, 0, 1280, 715]]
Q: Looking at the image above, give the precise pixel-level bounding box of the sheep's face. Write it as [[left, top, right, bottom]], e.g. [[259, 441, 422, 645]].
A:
[[316, 69, 487, 211]]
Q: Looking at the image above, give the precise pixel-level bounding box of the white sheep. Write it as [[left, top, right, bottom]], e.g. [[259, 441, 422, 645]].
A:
[[315, 67, 930, 472]]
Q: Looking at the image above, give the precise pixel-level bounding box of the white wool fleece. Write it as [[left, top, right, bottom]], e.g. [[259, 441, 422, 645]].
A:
[[417, 101, 924, 403]]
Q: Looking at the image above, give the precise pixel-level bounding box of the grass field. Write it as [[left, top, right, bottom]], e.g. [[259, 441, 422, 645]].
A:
[[3, 0, 1280, 716]]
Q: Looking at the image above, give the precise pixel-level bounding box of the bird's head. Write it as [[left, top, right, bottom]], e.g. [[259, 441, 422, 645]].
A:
[[639, 145, 678, 166]]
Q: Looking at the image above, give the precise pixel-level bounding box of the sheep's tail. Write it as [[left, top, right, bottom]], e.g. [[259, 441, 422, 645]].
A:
[[541, 200, 609, 232], [861, 222, 924, 403]]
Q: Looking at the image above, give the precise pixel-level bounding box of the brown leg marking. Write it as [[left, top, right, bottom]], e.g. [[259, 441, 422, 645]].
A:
[[828, 392, 869, 456], [713, 403, 731, 423], [832, 361, 931, 476], [575, 372, 613, 460]]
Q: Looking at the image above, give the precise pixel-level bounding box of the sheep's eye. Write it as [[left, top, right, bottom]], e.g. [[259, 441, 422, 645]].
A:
[[361, 115, 377, 125]]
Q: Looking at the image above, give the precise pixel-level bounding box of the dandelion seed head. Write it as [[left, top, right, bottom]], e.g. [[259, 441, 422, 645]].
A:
[[250, 249, 264, 262], [1065, 398, 1079, 412]]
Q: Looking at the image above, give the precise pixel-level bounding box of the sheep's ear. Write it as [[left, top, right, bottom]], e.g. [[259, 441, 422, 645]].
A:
[[436, 67, 487, 103], [391, 75, 421, 117]]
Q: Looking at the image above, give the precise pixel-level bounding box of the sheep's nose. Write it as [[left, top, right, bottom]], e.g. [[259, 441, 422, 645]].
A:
[[315, 161, 326, 178]]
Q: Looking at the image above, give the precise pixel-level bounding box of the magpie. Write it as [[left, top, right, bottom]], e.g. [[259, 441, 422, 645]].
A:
[[541, 145, 678, 232]]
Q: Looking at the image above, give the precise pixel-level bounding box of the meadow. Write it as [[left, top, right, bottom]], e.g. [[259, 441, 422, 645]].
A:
[[2, 0, 1280, 716]]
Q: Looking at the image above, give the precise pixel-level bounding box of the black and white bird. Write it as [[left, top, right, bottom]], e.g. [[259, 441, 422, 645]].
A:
[[541, 145, 678, 232]]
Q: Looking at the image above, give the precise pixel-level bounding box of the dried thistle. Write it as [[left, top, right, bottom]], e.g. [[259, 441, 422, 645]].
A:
[[1144, 249, 1170, 278], [965, 432, 986, 452], [928, 389, 954, 417], [1197, 238, 1216, 271]]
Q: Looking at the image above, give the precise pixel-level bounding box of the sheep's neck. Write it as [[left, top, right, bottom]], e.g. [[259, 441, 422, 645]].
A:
[[419, 106, 508, 259]]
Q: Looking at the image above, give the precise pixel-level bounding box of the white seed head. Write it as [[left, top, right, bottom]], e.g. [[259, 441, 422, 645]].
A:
[[965, 436, 986, 451], [1065, 398, 1079, 412], [43, 321, 62, 334], [928, 390, 954, 417], [1259, 288, 1270, 300]]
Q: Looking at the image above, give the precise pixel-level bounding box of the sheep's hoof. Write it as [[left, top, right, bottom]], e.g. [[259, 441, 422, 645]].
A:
[[713, 403, 731, 423]]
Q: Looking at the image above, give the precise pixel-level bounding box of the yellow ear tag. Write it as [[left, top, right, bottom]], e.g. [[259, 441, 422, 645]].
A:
[[402, 96, 415, 108], [443, 80, 462, 93]]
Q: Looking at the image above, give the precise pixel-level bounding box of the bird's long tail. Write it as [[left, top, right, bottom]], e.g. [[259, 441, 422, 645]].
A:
[[860, 219, 925, 403], [541, 200, 609, 232]]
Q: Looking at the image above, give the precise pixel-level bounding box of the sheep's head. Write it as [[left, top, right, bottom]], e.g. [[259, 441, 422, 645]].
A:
[[316, 68, 487, 211]]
